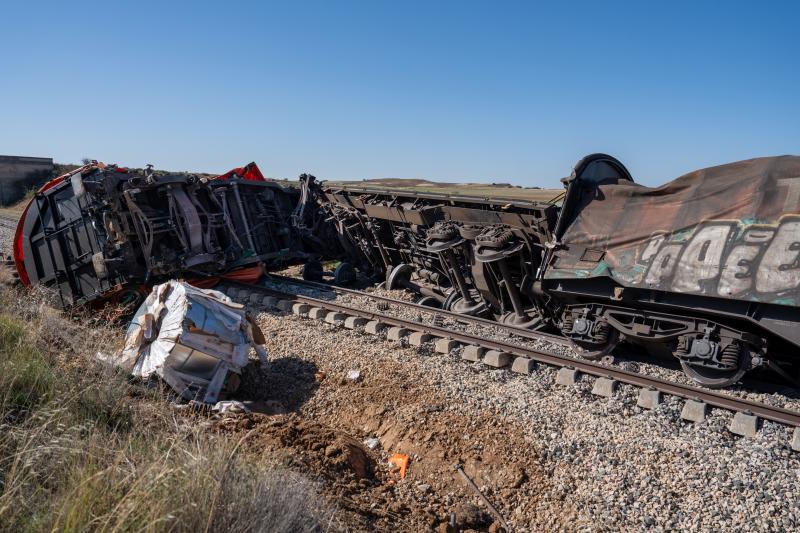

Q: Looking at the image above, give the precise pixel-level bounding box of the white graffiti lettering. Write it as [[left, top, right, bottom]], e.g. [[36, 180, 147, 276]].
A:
[[718, 245, 760, 296], [641, 234, 665, 262], [673, 225, 733, 293], [756, 220, 800, 293], [779, 177, 800, 212], [638, 217, 800, 299], [644, 244, 683, 285]]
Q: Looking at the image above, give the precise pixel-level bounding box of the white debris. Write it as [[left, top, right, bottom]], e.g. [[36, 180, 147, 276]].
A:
[[212, 400, 251, 414], [117, 281, 268, 404], [346, 369, 362, 382], [363, 437, 380, 450]]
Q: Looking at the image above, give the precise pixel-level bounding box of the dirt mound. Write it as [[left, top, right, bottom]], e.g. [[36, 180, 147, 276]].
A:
[[213, 412, 425, 530]]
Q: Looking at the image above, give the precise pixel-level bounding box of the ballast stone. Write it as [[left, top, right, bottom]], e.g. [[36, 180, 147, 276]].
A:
[[792, 428, 800, 452], [262, 296, 278, 308]]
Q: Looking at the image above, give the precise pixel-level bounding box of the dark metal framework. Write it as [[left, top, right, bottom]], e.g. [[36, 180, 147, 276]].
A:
[[315, 186, 559, 329], [16, 164, 330, 307]]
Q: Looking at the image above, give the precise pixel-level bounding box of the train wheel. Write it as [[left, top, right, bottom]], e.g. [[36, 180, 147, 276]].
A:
[[450, 296, 488, 316], [678, 343, 748, 388], [500, 311, 541, 329], [570, 328, 620, 360], [333, 262, 356, 285], [680, 362, 747, 389], [415, 296, 441, 308]]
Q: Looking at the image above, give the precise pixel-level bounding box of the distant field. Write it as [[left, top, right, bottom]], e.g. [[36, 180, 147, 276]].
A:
[[324, 178, 563, 202]]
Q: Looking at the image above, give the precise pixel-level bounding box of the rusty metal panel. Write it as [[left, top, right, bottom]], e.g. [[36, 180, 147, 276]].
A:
[[547, 156, 800, 306], [363, 204, 430, 225]]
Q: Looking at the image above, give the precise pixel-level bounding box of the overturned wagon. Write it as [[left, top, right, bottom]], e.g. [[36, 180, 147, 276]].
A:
[[13, 162, 333, 307], [315, 183, 559, 327], [323, 155, 800, 388], [547, 155, 800, 387]]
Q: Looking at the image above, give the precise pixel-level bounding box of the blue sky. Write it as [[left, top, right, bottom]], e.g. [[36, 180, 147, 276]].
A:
[[1, 1, 797, 188]]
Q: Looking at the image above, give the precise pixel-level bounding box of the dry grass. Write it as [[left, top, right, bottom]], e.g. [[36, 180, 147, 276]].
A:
[[0, 188, 36, 218], [0, 284, 335, 533]]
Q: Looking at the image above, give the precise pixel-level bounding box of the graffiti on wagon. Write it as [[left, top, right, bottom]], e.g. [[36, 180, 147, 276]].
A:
[[641, 216, 800, 298]]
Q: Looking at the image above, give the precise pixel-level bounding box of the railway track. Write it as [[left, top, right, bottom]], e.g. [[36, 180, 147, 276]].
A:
[[263, 273, 572, 347], [0, 215, 18, 229], [222, 277, 800, 451]]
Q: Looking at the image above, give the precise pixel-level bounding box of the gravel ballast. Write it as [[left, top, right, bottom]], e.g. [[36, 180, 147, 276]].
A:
[[246, 296, 800, 532]]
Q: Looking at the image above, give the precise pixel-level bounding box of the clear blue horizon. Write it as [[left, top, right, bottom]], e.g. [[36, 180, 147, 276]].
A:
[[1, 1, 797, 188]]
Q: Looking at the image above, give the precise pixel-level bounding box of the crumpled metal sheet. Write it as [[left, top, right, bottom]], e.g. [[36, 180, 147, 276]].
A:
[[547, 156, 800, 306], [118, 280, 267, 403]]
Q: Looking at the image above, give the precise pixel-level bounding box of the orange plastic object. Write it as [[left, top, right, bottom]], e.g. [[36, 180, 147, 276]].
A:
[[388, 453, 410, 479]]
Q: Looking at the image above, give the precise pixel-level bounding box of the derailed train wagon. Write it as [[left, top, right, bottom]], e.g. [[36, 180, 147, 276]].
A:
[[12, 162, 333, 307], [315, 184, 559, 327], [548, 155, 800, 387], [322, 154, 800, 388]]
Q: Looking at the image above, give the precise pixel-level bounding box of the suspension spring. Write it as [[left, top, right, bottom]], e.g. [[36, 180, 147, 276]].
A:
[[719, 342, 740, 369], [594, 321, 610, 343], [561, 314, 574, 336], [673, 336, 690, 359]]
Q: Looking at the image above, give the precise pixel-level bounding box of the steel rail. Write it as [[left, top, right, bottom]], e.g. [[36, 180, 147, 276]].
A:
[[263, 273, 570, 346], [233, 281, 800, 428]]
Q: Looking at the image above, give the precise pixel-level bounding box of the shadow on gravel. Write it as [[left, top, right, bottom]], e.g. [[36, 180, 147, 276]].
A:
[[237, 356, 321, 412]]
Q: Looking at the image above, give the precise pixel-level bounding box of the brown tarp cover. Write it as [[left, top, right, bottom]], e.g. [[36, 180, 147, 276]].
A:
[[546, 156, 800, 306]]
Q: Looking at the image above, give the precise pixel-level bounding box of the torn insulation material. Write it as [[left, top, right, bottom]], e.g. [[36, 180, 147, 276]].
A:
[[118, 280, 268, 403]]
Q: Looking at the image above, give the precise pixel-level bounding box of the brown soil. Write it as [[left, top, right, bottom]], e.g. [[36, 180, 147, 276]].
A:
[[205, 316, 580, 532]]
